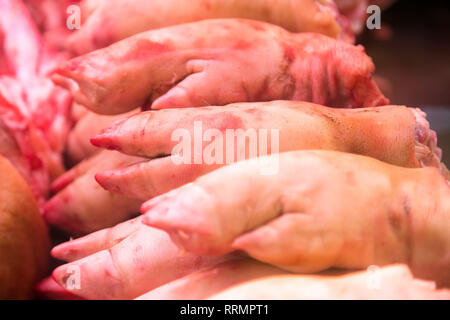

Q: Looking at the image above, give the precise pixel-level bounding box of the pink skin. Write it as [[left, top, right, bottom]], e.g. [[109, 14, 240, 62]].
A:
[[90, 101, 445, 202], [141, 150, 450, 287], [67, 109, 138, 165], [137, 259, 286, 300], [53, 19, 388, 115], [68, 0, 351, 54], [52, 216, 146, 263], [70, 102, 90, 122], [209, 265, 450, 300], [51, 216, 238, 300], [43, 150, 144, 235]]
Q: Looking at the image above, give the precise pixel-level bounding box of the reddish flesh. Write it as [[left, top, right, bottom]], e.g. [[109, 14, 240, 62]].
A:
[[0, 0, 72, 203]]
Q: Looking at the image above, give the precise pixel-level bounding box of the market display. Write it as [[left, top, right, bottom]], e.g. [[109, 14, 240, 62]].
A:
[[0, 0, 448, 301]]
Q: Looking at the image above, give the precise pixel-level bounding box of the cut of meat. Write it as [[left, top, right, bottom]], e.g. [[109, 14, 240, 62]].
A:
[[44, 102, 448, 235], [90, 101, 447, 202], [53, 19, 388, 115], [140, 150, 450, 287], [0, 0, 72, 204], [50, 216, 238, 299]]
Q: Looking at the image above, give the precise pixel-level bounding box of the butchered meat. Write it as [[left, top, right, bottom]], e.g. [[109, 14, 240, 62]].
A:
[[0, 0, 72, 204]]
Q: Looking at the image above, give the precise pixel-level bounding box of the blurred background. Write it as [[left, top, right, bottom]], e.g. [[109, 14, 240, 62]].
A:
[[361, 0, 450, 166]]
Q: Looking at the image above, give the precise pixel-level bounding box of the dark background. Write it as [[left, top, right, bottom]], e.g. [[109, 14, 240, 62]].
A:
[[360, 0, 450, 166]]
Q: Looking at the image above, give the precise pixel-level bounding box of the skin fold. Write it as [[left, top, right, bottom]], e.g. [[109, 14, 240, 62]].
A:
[[91, 101, 446, 201], [53, 19, 388, 115], [140, 150, 450, 287], [50, 216, 238, 300], [209, 264, 450, 300], [67, 0, 352, 54], [43, 150, 143, 235]]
